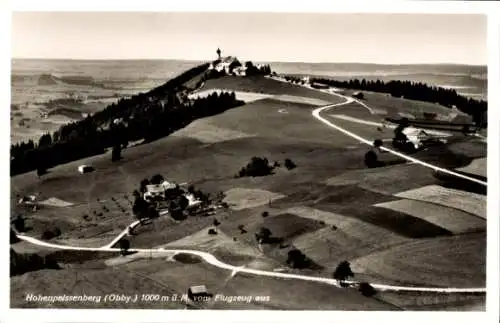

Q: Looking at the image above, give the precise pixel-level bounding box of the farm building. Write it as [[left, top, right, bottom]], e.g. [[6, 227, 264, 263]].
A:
[[233, 66, 247, 76], [143, 180, 180, 200], [311, 82, 329, 89], [401, 127, 430, 149], [209, 56, 242, 75], [144, 184, 165, 200], [185, 193, 202, 209], [18, 194, 37, 205], [187, 285, 211, 302]]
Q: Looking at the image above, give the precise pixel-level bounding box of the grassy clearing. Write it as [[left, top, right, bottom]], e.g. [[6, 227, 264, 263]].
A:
[[325, 163, 438, 195], [289, 206, 410, 266], [120, 256, 393, 310], [274, 183, 452, 238], [324, 114, 396, 142], [223, 188, 285, 211], [38, 197, 74, 207], [162, 227, 263, 259], [204, 75, 344, 104], [214, 274, 396, 310], [395, 185, 486, 219], [351, 232, 485, 288], [171, 119, 256, 143], [272, 94, 332, 106], [374, 199, 485, 234], [377, 291, 485, 311], [342, 90, 462, 120], [189, 89, 273, 103], [246, 212, 325, 242], [206, 98, 357, 146], [16, 196, 134, 244], [326, 102, 386, 121], [455, 157, 486, 178], [10, 266, 181, 309]]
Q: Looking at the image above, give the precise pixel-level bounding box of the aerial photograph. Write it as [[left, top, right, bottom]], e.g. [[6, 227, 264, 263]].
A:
[[9, 11, 487, 311]]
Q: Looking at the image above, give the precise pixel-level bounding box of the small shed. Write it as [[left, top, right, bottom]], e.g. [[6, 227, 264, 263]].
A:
[[187, 285, 210, 301], [78, 165, 94, 174]]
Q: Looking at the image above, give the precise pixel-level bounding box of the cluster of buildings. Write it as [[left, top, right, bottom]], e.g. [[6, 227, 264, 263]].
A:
[[143, 180, 202, 211], [207, 55, 268, 77]]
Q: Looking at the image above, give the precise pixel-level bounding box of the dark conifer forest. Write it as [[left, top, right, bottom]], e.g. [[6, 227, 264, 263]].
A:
[[284, 76, 487, 127]]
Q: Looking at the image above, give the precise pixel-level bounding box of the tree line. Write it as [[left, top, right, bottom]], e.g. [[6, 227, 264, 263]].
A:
[[11, 63, 245, 176], [284, 76, 487, 127]]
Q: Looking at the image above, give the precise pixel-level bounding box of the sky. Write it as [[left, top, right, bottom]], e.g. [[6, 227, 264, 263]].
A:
[[11, 12, 487, 64]]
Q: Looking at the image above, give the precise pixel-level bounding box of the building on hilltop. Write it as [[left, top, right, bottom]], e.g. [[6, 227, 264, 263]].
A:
[[208, 56, 242, 75]]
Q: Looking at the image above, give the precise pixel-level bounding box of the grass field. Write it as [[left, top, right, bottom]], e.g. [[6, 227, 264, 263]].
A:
[[395, 185, 486, 219], [171, 119, 256, 143], [376, 291, 485, 311], [455, 157, 486, 178], [374, 199, 485, 234], [223, 188, 285, 210], [341, 89, 467, 121], [350, 232, 486, 288], [325, 163, 439, 195], [204, 75, 344, 104]]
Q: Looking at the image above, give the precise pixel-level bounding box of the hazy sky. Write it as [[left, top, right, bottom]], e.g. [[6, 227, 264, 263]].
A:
[[11, 12, 487, 64]]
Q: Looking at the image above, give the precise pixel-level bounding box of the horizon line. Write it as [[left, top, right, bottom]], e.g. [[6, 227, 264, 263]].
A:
[[10, 57, 487, 67]]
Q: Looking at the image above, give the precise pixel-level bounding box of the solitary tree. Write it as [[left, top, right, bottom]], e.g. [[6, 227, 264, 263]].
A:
[[119, 239, 130, 256], [36, 165, 47, 178], [13, 216, 25, 233], [216, 48, 221, 60], [287, 249, 307, 268], [255, 227, 272, 244], [111, 144, 122, 162], [359, 282, 377, 297], [284, 158, 297, 170], [10, 228, 20, 244], [140, 179, 150, 193], [150, 174, 164, 185], [364, 150, 379, 168], [333, 260, 354, 282]]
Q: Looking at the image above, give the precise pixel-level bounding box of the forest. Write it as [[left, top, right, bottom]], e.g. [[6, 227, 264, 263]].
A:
[[284, 76, 487, 127]]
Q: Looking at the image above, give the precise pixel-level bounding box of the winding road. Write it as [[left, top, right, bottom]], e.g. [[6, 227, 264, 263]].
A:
[[16, 232, 485, 294], [14, 80, 487, 296], [312, 94, 487, 187]]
